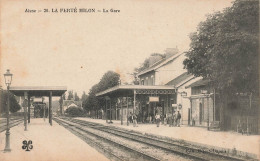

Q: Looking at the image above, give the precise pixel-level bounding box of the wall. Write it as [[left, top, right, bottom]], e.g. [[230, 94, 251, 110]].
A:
[[139, 71, 155, 85], [191, 96, 214, 127], [155, 54, 187, 85], [176, 77, 201, 125]]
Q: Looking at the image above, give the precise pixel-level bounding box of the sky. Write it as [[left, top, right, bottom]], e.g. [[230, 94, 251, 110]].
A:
[[0, 0, 233, 97]]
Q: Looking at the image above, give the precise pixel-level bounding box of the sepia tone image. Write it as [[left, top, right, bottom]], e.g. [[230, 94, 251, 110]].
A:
[[0, 0, 259, 160]]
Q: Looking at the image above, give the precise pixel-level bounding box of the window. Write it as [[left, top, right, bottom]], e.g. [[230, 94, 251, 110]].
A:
[[141, 79, 144, 85], [151, 75, 154, 85], [145, 77, 148, 85]]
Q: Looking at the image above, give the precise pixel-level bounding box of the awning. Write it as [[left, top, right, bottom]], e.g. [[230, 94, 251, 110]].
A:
[[96, 85, 176, 97], [10, 86, 67, 97], [185, 79, 210, 89]]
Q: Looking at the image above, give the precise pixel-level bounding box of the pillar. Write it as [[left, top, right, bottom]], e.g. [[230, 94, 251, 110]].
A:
[[115, 100, 117, 120], [60, 96, 63, 115], [43, 103, 46, 122], [24, 92, 28, 131], [127, 96, 129, 126], [109, 99, 112, 122], [121, 97, 123, 125], [133, 90, 136, 114], [213, 88, 216, 122], [166, 94, 169, 114], [28, 95, 30, 123], [49, 91, 52, 126], [105, 99, 108, 123], [190, 98, 192, 126]]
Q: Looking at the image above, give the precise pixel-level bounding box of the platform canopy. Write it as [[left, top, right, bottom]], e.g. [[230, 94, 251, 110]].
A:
[[9, 86, 67, 97], [96, 85, 176, 97]]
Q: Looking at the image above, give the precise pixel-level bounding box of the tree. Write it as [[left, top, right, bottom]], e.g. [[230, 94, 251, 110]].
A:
[[0, 90, 21, 114], [59, 94, 65, 109], [81, 91, 88, 107], [83, 71, 120, 116], [134, 53, 165, 74], [183, 0, 259, 130], [62, 93, 66, 100], [81, 91, 88, 101], [74, 92, 80, 101], [183, 0, 258, 94], [67, 91, 74, 100], [84, 84, 100, 112], [65, 106, 84, 117], [98, 71, 120, 92]]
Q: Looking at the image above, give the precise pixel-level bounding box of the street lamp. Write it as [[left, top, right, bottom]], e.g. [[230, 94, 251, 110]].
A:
[[4, 69, 13, 152]]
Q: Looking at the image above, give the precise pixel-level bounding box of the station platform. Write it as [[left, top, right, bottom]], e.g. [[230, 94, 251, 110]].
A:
[[76, 117, 260, 159], [0, 118, 109, 161]]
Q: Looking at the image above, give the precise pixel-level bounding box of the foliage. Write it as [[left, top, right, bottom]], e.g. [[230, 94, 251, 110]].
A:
[[183, 0, 259, 94], [134, 53, 165, 74], [84, 84, 100, 112], [65, 106, 84, 117], [83, 71, 120, 112], [98, 71, 120, 92], [81, 91, 88, 107], [62, 94, 66, 100], [74, 92, 80, 101], [67, 90, 74, 100], [0, 90, 21, 114], [81, 91, 88, 101]]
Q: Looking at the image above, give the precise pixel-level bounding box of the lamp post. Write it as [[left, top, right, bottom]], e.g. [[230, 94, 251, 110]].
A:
[[4, 69, 13, 152]]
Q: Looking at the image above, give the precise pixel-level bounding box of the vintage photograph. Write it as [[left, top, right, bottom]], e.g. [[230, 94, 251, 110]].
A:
[[0, 0, 259, 160]]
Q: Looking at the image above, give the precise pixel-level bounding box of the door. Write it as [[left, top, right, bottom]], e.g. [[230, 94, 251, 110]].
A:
[[199, 103, 202, 124], [188, 108, 191, 125]]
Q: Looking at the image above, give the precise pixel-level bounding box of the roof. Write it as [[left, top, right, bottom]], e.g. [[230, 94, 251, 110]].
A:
[[9, 86, 67, 96], [96, 85, 176, 97], [63, 100, 82, 107], [166, 72, 194, 87], [185, 79, 210, 88], [136, 53, 183, 77], [68, 103, 78, 108]]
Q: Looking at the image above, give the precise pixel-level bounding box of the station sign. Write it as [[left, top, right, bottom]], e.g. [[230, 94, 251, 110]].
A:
[[172, 104, 177, 107], [149, 96, 159, 102]]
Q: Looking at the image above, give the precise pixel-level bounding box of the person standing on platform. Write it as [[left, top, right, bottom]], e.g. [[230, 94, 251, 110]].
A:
[[133, 113, 138, 127], [155, 113, 161, 127], [176, 111, 181, 127], [129, 112, 133, 123], [168, 114, 172, 127], [164, 114, 167, 126], [173, 112, 177, 126]]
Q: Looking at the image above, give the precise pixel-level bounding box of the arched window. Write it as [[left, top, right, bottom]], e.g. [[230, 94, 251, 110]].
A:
[[151, 75, 154, 85]]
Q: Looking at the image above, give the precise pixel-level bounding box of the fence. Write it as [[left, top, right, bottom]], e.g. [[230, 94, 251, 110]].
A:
[[231, 115, 258, 134]]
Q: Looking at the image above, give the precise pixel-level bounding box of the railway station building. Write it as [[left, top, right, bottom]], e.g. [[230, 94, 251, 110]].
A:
[[96, 50, 204, 125], [96, 49, 225, 129]]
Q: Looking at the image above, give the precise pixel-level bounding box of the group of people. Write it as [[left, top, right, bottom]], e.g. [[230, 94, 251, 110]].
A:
[[128, 112, 138, 127], [167, 111, 182, 127], [128, 111, 181, 128], [155, 111, 181, 127]]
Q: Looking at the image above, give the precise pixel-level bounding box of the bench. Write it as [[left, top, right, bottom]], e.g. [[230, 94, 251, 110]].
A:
[[209, 121, 220, 130]]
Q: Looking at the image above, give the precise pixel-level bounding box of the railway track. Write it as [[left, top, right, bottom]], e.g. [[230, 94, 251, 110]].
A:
[[0, 118, 24, 132], [54, 117, 163, 161], [54, 117, 253, 161]]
